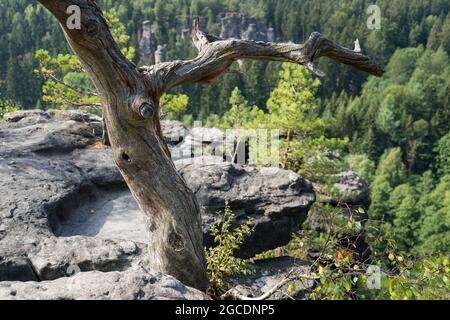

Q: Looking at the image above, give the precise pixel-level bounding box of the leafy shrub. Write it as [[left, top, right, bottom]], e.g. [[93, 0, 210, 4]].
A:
[[206, 201, 254, 297], [0, 98, 17, 119]]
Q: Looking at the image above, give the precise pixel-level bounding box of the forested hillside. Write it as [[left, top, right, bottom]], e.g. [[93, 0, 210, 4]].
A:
[[1, 0, 449, 114], [0, 0, 449, 299]]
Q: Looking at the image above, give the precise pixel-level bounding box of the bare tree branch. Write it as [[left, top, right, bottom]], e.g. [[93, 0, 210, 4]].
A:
[[140, 17, 384, 92], [36, 0, 384, 293], [220, 272, 319, 300]]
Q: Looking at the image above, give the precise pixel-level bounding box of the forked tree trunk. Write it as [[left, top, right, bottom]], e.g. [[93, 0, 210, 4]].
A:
[[37, 0, 384, 291]]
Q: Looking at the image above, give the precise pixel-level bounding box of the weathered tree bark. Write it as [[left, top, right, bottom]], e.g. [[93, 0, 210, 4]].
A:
[[37, 0, 384, 291], [101, 117, 110, 146]]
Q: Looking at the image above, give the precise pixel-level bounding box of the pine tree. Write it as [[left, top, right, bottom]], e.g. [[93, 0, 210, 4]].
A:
[[389, 184, 419, 251], [427, 17, 443, 51], [376, 148, 408, 187], [435, 132, 450, 176], [441, 13, 450, 54], [417, 175, 450, 254], [369, 174, 394, 222], [6, 49, 21, 105]]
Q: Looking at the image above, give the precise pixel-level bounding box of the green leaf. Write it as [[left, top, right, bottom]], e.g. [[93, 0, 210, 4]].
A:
[[287, 283, 297, 293]]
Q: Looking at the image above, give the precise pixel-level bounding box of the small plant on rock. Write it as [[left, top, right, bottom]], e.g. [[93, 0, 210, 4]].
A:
[[0, 97, 17, 120], [206, 201, 254, 297]]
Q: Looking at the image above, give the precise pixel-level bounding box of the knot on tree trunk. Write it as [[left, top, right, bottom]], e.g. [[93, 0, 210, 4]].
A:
[[128, 94, 158, 121], [36, 0, 384, 293], [139, 102, 156, 119]]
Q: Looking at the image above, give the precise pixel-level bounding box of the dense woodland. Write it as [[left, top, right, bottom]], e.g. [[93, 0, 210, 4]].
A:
[[0, 0, 449, 298]]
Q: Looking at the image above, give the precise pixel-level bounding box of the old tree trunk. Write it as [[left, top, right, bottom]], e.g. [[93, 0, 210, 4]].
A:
[[37, 0, 384, 291]]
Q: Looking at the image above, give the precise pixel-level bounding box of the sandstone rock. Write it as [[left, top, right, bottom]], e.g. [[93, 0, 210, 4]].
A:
[[160, 120, 189, 146], [319, 170, 370, 206], [0, 111, 143, 283], [229, 256, 314, 300], [139, 20, 157, 65], [0, 265, 209, 300], [0, 109, 102, 157], [176, 157, 315, 258], [0, 111, 315, 298], [172, 126, 225, 160]]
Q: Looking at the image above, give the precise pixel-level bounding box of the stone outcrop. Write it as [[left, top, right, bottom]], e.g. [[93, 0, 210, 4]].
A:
[[0, 110, 144, 284], [176, 157, 315, 258], [138, 13, 274, 63], [229, 256, 314, 300], [0, 111, 315, 299], [138, 20, 157, 65], [218, 13, 273, 41], [0, 109, 375, 299], [154, 44, 167, 64], [0, 265, 209, 300], [176, 16, 207, 41]]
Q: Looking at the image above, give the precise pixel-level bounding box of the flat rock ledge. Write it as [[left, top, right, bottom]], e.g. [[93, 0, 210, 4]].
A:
[[0, 265, 209, 300], [0, 110, 317, 299], [229, 256, 314, 300]]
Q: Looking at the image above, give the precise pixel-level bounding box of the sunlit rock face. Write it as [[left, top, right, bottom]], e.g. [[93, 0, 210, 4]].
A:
[[1, 110, 373, 299], [0, 112, 314, 292], [138, 20, 157, 65], [0, 111, 209, 300], [138, 13, 274, 65], [176, 156, 315, 258], [217, 12, 273, 41]]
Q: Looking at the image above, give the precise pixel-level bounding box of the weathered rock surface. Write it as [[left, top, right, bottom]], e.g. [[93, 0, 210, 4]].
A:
[[0, 110, 315, 299], [0, 111, 145, 285], [176, 157, 315, 258], [161, 120, 189, 146], [318, 170, 371, 207], [229, 256, 314, 300], [0, 265, 209, 300], [171, 127, 226, 160], [139, 12, 273, 65]]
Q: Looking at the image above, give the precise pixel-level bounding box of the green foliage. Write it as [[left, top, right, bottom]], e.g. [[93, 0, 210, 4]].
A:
[[435, 133, 450, 176], [0, 96, 17, 119], [3, 0, 449, 114], [416, 175, 450, 254], [380, 255, 450, 300], [205, 201, 254, 296], [287, 212, 450, 300], [204, 87, 260, 129], [160, 93, 189, 119], [367, 148, 408, 222], [104, 8, 136, 61], [33, 9, 135, 110], [369, 175, 394, 222], [345, 154, 376, 184], [35, 48, 100, 109]]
